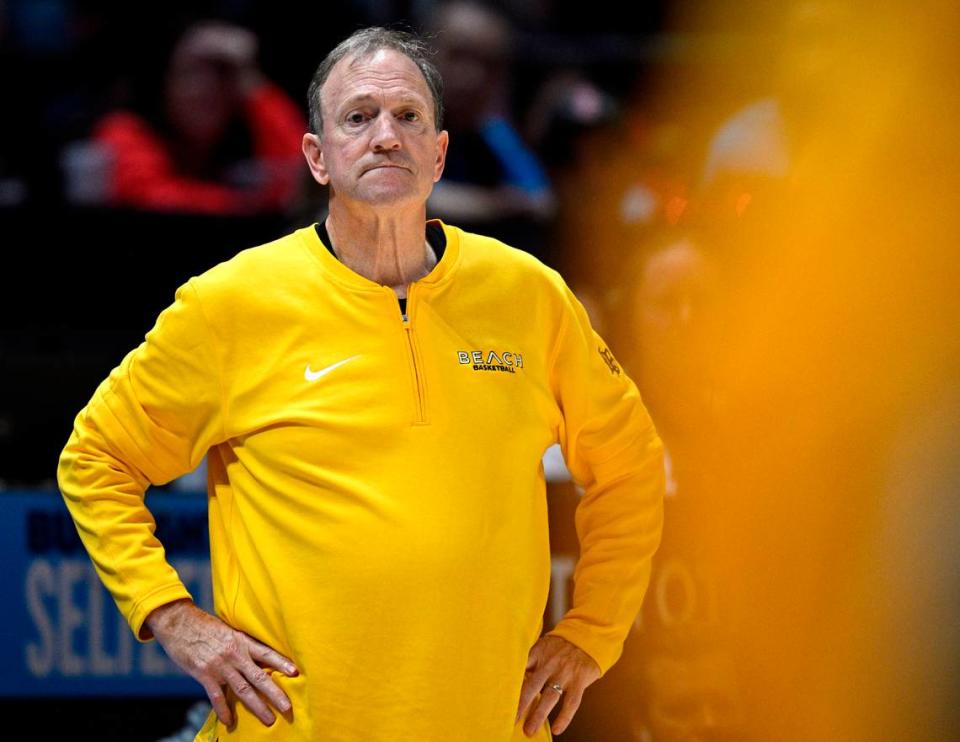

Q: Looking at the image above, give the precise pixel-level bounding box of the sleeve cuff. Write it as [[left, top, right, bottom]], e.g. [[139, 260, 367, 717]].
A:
[[130, 583, 194, 642], [544, 619, 623, 679]]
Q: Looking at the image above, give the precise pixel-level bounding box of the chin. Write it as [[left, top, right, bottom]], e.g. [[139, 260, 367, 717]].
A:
[[356, 187, 422, 207]]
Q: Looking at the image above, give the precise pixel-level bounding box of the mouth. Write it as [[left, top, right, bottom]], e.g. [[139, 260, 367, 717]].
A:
[[364, 163, 410, 174]]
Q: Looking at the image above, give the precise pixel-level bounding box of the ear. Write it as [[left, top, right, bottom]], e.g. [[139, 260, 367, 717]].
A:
[[432, 129, 449, 183], [302, 132, 330, 186]]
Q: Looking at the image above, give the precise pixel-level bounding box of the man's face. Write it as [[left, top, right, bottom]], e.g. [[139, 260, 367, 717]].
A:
[[305, 48, 448, 208]]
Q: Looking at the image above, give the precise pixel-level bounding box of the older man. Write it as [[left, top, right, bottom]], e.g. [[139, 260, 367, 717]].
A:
[[57, 27, 664, 741]]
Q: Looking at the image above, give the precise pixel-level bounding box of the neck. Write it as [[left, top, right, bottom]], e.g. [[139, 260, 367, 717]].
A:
[[325, 200, 436, 297]]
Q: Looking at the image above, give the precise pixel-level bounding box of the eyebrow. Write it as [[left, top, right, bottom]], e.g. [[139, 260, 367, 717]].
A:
[[339, 93, 427, 110]]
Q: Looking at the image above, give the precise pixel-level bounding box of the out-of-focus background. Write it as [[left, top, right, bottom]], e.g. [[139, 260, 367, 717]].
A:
[[1, 1, 957, 740]]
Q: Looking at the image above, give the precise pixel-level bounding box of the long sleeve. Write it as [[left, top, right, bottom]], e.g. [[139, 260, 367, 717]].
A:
[[544, 282, 665, 677], [56, 279, 226, 641]]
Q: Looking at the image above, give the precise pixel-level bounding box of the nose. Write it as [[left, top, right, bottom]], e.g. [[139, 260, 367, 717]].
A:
[[370, 112, 401, 151]]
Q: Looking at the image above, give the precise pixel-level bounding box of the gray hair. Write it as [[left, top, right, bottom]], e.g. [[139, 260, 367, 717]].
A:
[[307, 27, 444, 137]]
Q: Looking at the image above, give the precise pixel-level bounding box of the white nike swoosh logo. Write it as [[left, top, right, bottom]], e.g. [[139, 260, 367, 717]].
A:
[[305, 355, 361, 382]]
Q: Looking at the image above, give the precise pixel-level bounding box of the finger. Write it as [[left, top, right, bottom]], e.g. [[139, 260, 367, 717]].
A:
[[223, 666, 276, 726], [238, 656, 292, 716], [201, 678, 233, 728], [245, 635, 299, 677], [549, 685, 585, 736], [515, 667, 550, 724], [516, 643, 547, 723], [523, 686, 563, 737]]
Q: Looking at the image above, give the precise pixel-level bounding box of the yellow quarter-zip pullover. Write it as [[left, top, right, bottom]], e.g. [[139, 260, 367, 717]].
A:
[[57, 220, 664, 741]]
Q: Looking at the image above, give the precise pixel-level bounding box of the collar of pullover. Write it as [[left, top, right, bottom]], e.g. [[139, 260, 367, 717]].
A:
[[298, 218, 461, 293]]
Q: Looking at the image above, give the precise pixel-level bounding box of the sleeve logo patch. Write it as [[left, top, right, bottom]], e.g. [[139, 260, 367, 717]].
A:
[[598, 345, 621, 376]]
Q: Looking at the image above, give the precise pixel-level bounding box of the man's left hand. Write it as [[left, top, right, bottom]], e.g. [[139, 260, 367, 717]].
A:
[[515, 634, 602, 737]]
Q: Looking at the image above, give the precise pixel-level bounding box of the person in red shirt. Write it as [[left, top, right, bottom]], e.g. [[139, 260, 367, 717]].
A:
[[93, 20, 306, 215]]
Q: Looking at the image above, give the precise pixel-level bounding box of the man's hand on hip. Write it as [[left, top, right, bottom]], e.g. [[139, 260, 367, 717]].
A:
[[515, 634, 602, 737], [144, 599, 299, 728]]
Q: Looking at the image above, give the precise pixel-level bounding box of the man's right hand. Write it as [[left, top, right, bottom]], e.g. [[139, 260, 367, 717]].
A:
[[144, 598, 299, 728]]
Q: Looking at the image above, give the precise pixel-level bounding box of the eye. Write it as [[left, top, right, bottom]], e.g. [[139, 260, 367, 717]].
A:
[[401, 110, 420, 122], [346, 111, 367, 125]]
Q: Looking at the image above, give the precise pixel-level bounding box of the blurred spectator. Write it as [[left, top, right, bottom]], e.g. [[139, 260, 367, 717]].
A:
[[559, 228, 734, 742], [702, 1, 853, 193], [616, 230, 724, 477], [422, 1, 555, 260], [86, 20, 305, 215]]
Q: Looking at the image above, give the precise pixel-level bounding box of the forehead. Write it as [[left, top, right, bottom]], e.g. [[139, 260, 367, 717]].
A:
[[322, 48, 431, 110]]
